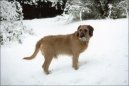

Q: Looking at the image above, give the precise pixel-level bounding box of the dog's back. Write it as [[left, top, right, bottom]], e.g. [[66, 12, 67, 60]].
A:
[[40, 34, 74, 56]]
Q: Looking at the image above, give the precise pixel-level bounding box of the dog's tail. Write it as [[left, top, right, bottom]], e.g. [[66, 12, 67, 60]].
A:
[[23, 40, 41, 60]]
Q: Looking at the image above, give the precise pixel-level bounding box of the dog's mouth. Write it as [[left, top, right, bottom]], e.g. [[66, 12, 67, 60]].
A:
[[79, 37, 87, 41]]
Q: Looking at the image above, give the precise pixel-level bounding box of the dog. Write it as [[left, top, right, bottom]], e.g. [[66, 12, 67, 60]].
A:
[[23, 25, 94, 74]]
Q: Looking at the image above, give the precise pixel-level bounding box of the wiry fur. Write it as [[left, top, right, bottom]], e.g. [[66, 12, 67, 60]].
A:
[[23, 25, 94, 74]]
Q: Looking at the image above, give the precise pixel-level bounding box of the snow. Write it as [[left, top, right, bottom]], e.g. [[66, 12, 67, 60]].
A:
[[1, 17, 128, 85]]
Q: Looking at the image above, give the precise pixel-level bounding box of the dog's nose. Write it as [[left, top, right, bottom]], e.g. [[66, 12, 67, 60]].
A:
[[80, 33, 85, 38]]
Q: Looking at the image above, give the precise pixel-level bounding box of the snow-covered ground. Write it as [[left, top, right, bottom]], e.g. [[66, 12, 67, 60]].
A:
[[1, 17, 128, 85]]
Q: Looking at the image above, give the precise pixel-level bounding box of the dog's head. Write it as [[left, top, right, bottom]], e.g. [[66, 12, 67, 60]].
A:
[[76, 25, 94, 41]]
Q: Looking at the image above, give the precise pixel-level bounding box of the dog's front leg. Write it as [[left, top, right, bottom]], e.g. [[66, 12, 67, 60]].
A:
[[72, 54, 79, 70]]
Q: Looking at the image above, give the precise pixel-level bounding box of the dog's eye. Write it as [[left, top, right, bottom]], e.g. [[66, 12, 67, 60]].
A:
[[84, 29, 87, 32], [79, 29, 82, 31]]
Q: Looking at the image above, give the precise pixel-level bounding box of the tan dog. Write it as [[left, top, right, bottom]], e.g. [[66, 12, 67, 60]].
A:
[[23, 25, 94, 74]]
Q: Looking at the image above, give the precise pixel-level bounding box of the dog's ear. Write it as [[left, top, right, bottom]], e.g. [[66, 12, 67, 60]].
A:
[[75, 25, 81, 37], [74, 31, 79, 37], [87, 25, 94, 37], [77, 25, 81, 30]]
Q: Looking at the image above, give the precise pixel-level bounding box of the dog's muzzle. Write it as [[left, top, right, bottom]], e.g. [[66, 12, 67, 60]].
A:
[[80, 33, 85, 38], [79, 32, 89, 41]]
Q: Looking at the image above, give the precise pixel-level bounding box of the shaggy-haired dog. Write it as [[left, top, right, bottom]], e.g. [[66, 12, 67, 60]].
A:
[[23, 25, 94, 74]]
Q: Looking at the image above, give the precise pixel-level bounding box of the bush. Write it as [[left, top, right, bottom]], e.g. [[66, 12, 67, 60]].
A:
[[0, 0, 32, 45], [108, 0, 128, 19], [0, 21, 24, 45], [63, 0, 102, 21], [63, 0, 128, 21], [0, 0, 23, 21]]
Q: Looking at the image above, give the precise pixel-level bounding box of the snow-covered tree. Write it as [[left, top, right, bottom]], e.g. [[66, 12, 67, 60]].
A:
[[0, 0, 32, 45], [107, 0, 128, 19], [63, 0, 102, 21], [0, 0, 23, 21], [63, 0, 128, 21], [117, 0, 128, 18]]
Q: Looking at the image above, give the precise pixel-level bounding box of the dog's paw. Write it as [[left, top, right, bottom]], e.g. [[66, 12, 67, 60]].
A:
[[44, 71, 51, 75], [73, 66, 79, 70], [74, 67, 78, 70]]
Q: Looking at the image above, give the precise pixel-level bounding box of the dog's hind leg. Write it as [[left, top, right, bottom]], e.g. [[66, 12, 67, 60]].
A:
[[42, 55, 53, 74]]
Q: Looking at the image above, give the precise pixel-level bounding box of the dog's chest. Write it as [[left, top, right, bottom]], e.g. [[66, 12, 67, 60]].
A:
[[79, 42, 88, 52]]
